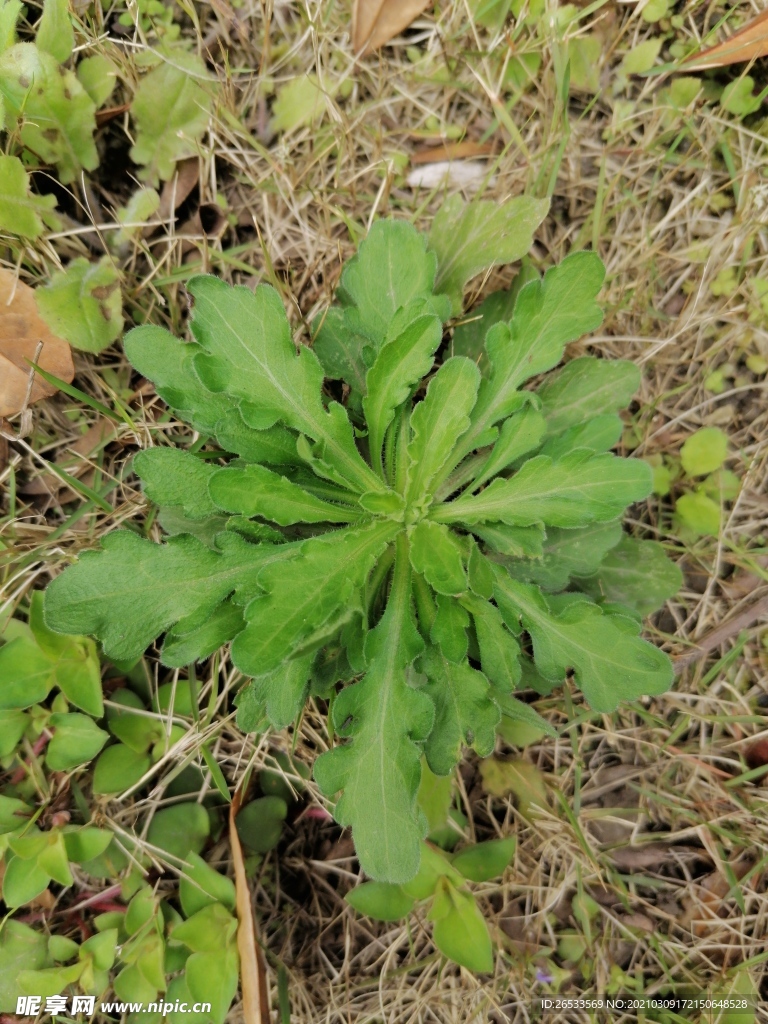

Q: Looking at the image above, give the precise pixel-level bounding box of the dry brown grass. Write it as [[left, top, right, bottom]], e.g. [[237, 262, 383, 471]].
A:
[[2, 0, 768, 1021]]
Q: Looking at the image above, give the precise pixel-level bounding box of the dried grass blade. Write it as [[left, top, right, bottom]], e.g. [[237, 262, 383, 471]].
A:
[[682, 8, 768, 69], [229, 785, 270, 1023]]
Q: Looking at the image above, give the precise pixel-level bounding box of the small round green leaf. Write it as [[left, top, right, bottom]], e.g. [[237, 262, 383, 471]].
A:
[[0, 794, 33, 835], [0, 921, 52, 1009], [346, 881, 414, 921], [46, 713, 108, 771], [185, 947, 238, 1024], [3, 854, 51, 908], [450, 837, 516, 882], [235, 795, 287, 854], [0, 708, 29, 756], [429, 878, 493, 972], [63, 826, 113, 864], [147, 802, 210, 861], [179, 851, 236, 917], [680, 427, 728, 478], [48, 934, 79, 962], [92, 744, 151, 794], [676, 490, 721, 537]]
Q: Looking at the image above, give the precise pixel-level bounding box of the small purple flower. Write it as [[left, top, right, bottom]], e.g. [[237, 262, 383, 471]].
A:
[[535, 968, 553, 984]]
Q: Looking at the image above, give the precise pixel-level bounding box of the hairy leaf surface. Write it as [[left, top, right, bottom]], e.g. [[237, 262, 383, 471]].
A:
[[187, 277, 383, 494], [209, 464, 361, 525], [503, 521, 623, 591], [430, 195, 549, 313], [409, 522, 466, 596], [231, 521, 398, 675], [45, 531, 285, 661], [537, 357, 641, 436], [314, 538, 434, 882], [493, 572, 673, 711], [43, 218, 679, 889], [364, 315, 442, 471], [134, 449, 219, 521], [436, 451, 652, 527], [576, 535, 683, 616], [406, 358, 480, 507], [420, 647, 499, 776], [455, 252, 605, 460]]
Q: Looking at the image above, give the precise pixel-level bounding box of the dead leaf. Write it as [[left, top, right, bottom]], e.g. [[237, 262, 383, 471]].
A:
[[353, 0, 432, 55], [0, 269, 74, 418], [229, 784, 269, 1024], [682, 8, 768, 70], [617, 912, 655, 933], [95, 103, 131, 128], [407, 160, 491, 191], [20, 417, 117, 498], [157, 158, 200, 224], [744, 738, 768, 772], [608, 842, 708, 872], [679, 852, 755, 936], [411, 141, 495, 164], [178, 202, 227, 255], [582, 764, 643, 845]]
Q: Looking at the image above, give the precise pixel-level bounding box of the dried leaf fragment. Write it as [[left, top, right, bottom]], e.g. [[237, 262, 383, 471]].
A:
[[0, 268, 74, 418], [682, 8, 768, 70], [353, 0, 432, 55], [229, 785, 269, 1023]]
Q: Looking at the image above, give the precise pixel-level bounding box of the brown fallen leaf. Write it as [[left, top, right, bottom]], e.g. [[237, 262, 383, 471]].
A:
[[20, 417, 117, 498], [607, 842, 709, 872], [679, 851, 755, 936], [0, 269, 74, 418], [178, 202, 228, 256], [157, 157, 201, 224], [353, 0, 432, 55], [411, 141, 495, 164], [673, 593, 768, 675], [744, 738, 768, 772], [229, 784, 269, 1024], [95, 103, 131, 128], [682, 8, 768, 70]]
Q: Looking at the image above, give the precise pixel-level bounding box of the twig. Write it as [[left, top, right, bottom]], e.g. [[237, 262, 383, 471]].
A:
[[17, 340, 43, 438], [674, 593, 768, 674]]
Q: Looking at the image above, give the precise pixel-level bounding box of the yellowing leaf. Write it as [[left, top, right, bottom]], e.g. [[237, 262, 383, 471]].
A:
[[270, 74, 330, 133], [567, 35, 601, 93], [35, 257, 123, 354], [680, 427, 728, 477], [676, 490, 721, 536], [479, 757, 549, 816]]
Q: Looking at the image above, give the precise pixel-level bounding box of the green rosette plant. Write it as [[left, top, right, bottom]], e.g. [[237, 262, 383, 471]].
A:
[[44, 205, 678, 884]]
